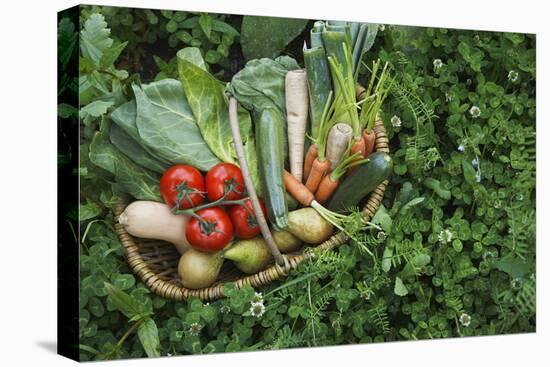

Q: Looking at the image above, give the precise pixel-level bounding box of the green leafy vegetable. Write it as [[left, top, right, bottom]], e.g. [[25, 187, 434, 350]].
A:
[[227, 56, 300, 161], [177, 50, 249, 164], [131, 80, 221, 171], [108, 123, 168, 174], [228, 56, 299, 117], [89, 119, 161, 201], [177, 48, 261, 190]]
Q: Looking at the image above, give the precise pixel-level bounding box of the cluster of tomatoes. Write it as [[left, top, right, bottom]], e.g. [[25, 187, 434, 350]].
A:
[[159, 163, 266, 252]]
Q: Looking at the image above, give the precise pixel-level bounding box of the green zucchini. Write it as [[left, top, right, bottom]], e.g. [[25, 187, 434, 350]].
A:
[[256, 108, 288, 229], [327, 152, 393, 212]]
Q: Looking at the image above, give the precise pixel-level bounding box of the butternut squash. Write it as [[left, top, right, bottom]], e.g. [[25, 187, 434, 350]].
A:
[[118, 201, 191, 254]]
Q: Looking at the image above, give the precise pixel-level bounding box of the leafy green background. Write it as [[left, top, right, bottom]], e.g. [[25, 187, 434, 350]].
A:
[[59, 6, 535, 361]]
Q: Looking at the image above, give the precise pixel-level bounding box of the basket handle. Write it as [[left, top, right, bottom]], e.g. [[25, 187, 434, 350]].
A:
[[227, 96, 286, 267]]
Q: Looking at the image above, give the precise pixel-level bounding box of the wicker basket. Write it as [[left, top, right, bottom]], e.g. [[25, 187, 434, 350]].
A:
[[114, 118, 389, 302]]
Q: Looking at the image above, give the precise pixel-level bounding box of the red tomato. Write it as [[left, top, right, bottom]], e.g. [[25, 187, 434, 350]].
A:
[[228, 199, 267, 239], [160, 165, 205, 209], [205, 163, 245, 202], [185, 207, 234, 251]]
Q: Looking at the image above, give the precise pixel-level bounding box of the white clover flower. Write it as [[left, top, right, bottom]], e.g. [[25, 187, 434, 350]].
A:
[[438, 229, 453, 244], [510, 278, 522, 290], [459, 313, 472, 327], [390, 115, 402, 128], [482, 251, 495, 261], [445, 92, 452, 102], [252, 292, 264, 303], [377, 231, 387, 241], [508, 70, 519, 82], [249, 301, 266, 318], [379, 24, 385, 32], [360, 289, 373, 300], [220, 304, 231, 314], [457, 144, 465, 152], [187, 322, 203, 336], [473, 34, 480, 42], [433, 58, 444, 71], [516, 193, 524, 201], [469, 105, 481, 118]]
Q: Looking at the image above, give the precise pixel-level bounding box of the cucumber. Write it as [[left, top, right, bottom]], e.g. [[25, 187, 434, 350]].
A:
[[256, 108, 288, 229], [327, 152, 393, 212]]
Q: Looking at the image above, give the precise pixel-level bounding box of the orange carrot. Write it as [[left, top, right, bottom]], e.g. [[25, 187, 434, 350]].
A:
[[347, 137, 366, 175], [305, 158, 331, 193], [363, 129, 376, 157], [284, 170, 315, 206], [315, 175, 340, 204], [350, 136, 366, 157], [303, 144, 319, 182]]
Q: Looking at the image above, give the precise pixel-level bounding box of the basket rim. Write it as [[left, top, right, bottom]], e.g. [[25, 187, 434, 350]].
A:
[[114, 118, 390, 301]]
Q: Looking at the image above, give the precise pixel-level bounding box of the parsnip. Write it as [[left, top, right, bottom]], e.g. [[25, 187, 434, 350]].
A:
[[286, 69, 309, 182], [326, 122, 353, 170]]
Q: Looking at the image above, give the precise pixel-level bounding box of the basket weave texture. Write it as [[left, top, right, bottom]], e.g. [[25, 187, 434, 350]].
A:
[[114, 118, 389, 301]]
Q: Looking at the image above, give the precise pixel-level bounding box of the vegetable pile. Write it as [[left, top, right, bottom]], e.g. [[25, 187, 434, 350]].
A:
[[110, 18, 395, 291], [63, 7, 535, 360]]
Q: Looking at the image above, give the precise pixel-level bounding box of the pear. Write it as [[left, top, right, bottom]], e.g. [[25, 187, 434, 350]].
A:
[[178, 249, 224, 289], [273, 230, 302, 253], [287, 208, 333, 245], [224, 238, 273, 274]]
